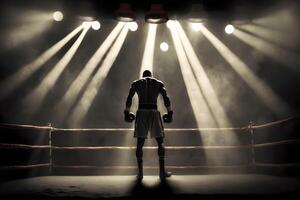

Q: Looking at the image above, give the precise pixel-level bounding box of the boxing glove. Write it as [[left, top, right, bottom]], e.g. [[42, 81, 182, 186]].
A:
[[124, 110, 135, 123], [163, 110, 173, 123]]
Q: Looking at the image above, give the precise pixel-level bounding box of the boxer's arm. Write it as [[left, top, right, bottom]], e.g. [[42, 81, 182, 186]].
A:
[[160, 83, 171, 112], [125, 84, 136, 111]]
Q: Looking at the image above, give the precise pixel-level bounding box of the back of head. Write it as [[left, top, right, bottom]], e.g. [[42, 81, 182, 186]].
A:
[[142, 70, 152, 78]]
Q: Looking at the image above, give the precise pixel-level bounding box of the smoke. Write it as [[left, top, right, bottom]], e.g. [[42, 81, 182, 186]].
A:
[[0, 7, 54, 51], [0, 1, 299, 129]]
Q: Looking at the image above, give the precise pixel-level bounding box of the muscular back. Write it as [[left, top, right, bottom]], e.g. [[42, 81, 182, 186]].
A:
[[126, 77, 171, 108], [134, 77, 162, 105]]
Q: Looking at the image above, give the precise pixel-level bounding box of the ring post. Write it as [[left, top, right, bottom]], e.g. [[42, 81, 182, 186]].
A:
[[248, 121, 256, 171], [48, 123, 53, 175]]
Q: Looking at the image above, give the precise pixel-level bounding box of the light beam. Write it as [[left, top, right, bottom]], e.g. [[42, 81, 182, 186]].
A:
[[175, 21, 242, 165], [170, 21, 236, 165], [68, 25, 129, 126], [0, 25, 84, 101], [175, 21, 232, 129], [190, 23, 202, 32], [22, 24, 91, 115], [139, 24, 157, 78], [2, 10, 54, 51], [239, 24, 296, 48], [54, 22, 125, 122], [199, 24, 291, 117], [234, 28, 299, 70], [168, 20, 217, 128]]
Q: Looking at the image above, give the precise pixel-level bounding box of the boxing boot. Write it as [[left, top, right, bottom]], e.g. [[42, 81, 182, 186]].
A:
[[159, 159, 172, 179], [137, 159, 143, 181]]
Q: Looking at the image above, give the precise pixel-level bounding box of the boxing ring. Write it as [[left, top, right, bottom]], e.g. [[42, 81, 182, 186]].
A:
[[0, 116, 299, 176]]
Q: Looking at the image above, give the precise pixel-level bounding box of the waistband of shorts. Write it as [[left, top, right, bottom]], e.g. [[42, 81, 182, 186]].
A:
[[138, 104, 157, 110]]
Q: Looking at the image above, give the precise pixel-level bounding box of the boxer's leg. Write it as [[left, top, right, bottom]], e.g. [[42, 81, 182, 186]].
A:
[[156, 137, 172, 179], [136, 137, 145, 180]]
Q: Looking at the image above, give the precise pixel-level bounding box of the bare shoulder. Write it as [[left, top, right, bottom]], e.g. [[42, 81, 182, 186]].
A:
[[132, 79, 140, 86], [153, 78, 164, 87]]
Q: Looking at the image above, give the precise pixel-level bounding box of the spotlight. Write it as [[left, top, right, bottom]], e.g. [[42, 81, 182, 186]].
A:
[[128, 22, 138, 31], [53, 11, 63, 22], [145, 4, 168, 24], [91, 21, 101, 30], [160, 42, 169, 52], [166, 20, 174, 29], [225, 24, 235, 34], [191, 23, 202, 32], [114, 3, 136, 22]]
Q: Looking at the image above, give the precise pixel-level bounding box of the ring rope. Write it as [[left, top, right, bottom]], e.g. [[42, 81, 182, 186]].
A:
[[0, 163, 50, 169], [255, 163, 300, 167], [1, 138, 300, 150], [53, 127, 247, 132], [1, 163, 300, 170], [0, 143, 50, 149], [51, 145, 251, 150], [0, 116, 299, 171], [251, 116, 299, 129], [51, 164, 251, 169], [0, 123, 51, 130], [253, 138, 300, 148], [0, 116, 298, 132]]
